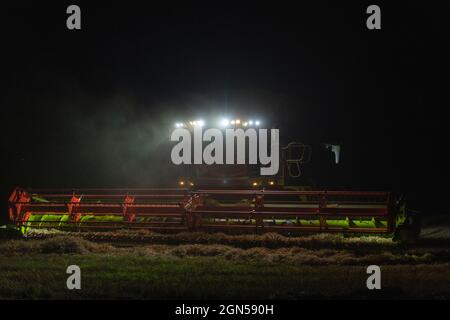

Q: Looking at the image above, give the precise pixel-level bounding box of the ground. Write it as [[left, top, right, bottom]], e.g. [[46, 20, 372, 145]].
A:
[[1, 217, 450, 299]]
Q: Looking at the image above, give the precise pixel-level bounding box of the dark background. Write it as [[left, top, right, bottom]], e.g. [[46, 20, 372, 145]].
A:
[[1, 1, 449, 223]]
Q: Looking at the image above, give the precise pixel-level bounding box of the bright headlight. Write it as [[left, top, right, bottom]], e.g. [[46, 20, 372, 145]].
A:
[[220, 119, 229, 127]]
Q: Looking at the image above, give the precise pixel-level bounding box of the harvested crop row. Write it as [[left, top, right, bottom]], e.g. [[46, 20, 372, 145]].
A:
[[2, 236, 450, 266]]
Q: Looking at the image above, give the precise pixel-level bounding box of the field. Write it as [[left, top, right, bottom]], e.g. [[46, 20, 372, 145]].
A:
[[1, 216, 450, 299]]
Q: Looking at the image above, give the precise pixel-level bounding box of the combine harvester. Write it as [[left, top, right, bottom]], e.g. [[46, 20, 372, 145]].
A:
[[8, 117, 420, 242], [8, 188, 418, 241]]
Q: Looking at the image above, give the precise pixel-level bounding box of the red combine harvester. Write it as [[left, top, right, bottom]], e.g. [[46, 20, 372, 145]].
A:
[[8, 117, 420, 242]]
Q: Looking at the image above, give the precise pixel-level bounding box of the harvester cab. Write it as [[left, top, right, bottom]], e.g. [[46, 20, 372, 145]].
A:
[[173, 117, 321, 190], [177, 145, 313, 191]]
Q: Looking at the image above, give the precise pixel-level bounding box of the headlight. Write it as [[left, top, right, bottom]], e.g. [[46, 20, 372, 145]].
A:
[[187, 120, 205, 127], [220, 119, 229, 127]]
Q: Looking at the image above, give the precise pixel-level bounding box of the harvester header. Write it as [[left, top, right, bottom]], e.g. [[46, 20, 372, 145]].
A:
[[9, 187, 402, 236]]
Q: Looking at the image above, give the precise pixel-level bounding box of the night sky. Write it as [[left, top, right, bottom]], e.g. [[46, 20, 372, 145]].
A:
[[2, 1, 449, 222]]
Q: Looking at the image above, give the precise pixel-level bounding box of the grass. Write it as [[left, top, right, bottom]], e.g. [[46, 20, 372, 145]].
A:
[[1, 253, 450, 299], [1, 236, 450, 299]]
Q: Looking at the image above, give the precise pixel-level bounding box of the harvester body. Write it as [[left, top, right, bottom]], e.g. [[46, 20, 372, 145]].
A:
[[7, 120, 418, 239]]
